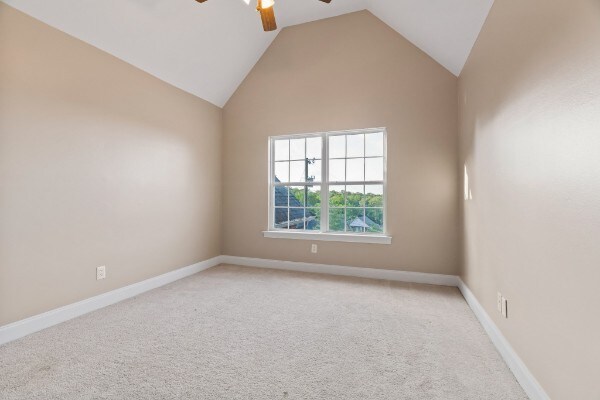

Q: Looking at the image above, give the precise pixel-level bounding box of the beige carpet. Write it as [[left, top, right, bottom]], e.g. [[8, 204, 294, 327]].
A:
[[0, 265, 527, 399]]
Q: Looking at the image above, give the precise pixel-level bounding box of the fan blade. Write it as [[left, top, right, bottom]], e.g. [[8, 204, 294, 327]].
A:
[[259, 6, 277, 31], [319, 0, 332, 3], [257, 0, 277, 31], [195, 0, 208, 3]]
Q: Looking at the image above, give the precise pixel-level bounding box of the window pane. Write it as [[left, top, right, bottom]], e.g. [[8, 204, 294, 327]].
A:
[[274, 207, 289, 228], [274, 140, 289, 161], [273, 186, 289, 208], [329, 135, 345, 158], [329, 208, 345, 232], [290, 138, 305, 160], [289, 186, 305, 206], [346, 158, 364, 181], [306, 186, 321, 207], [329, 159, 345, 182], [345, 185, 364, 207], [274, 161, 289, 183], [306, 208, 321, 231], [365, 157, 384, 181], [365, 132, 384, 157], [307, 159, 321, 183], [347, 134, 364, 158], [290, 160, 306, 182], [365, 208, 384, 233], [289, 208, 305, 230], [306, 137, 322, 159], [329, 185, 345, 207], [347, 208, 366, 233], [365, 185, 384, 207]]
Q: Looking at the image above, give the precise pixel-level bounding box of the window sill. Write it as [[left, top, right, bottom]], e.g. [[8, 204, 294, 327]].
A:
[[262, 231, 392, 245]]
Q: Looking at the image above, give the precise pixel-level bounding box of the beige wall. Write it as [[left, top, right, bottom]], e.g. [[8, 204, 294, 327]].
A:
[[223, 11, 459, 274], [0, 4, 222, 326], [459, 0, 600, 398]]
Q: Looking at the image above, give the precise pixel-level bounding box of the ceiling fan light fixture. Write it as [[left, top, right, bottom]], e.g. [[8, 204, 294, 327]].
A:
[[261, 0, 275, 9]]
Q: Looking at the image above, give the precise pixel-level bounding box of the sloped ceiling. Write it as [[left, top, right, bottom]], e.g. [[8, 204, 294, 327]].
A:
[[1, 0, 493, 107]]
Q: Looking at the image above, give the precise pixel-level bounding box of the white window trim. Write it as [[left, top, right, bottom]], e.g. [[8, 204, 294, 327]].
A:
[[262, 230, 392, 244], [266, 127, 391, 245]]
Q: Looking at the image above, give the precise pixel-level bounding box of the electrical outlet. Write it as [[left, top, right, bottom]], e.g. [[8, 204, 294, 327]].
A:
[[96, 266, 106, 280], [497, 292, 502, 313], [311, 244, 318, 254], [501, 297, 508, 318]]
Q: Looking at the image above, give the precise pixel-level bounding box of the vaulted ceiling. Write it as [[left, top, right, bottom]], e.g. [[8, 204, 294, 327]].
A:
[[2, 0, 494, 107]]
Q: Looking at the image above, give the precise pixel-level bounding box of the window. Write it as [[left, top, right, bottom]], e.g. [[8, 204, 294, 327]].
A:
[[267, 128, 389, 243]]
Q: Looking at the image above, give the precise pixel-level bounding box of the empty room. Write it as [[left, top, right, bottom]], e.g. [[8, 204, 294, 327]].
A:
[[0, 0, 598, 399]]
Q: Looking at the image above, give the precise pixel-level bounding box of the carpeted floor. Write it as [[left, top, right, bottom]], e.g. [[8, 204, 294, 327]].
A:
[[0, 265, 527, 399]]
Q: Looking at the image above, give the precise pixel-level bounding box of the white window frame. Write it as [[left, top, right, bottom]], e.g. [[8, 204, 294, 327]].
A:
[[264, 127, 391, 245]]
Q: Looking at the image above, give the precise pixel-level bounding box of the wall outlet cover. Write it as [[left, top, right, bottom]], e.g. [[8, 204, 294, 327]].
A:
[[501, 297, 508, 318], [96, 266, 106, 280]]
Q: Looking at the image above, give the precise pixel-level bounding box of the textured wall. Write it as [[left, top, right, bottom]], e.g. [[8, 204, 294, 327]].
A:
[[459, 0, 600, 398], [223, 11, 459, 274], [0, 4, 222, 326]]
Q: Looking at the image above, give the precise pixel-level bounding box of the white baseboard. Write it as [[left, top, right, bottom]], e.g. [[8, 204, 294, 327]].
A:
[[219, 255, 460, 287], [457, 279, 550, 400], [0, 256, 221, 346], [0, 254, 548, 400]]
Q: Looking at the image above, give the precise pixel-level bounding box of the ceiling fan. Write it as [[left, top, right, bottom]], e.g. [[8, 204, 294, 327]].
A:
[[195, 0, 332, 32]]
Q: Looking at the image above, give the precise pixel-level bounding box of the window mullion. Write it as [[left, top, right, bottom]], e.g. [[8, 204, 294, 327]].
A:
[[343, 135, 347, 232], [269, 139, 273, 230], [363, 134, 366, 232], [322, 133, 328, 233], [269, 151, 277, 230], [328, 181, 384, 186], [383, 129, 387, 234]]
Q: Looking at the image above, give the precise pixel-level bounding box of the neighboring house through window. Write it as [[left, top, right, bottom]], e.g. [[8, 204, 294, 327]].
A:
[[269, 128, 386, 236]]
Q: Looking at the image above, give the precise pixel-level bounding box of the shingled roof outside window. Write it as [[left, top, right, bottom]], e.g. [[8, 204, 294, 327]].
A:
[[273, 178, 317, 229]]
